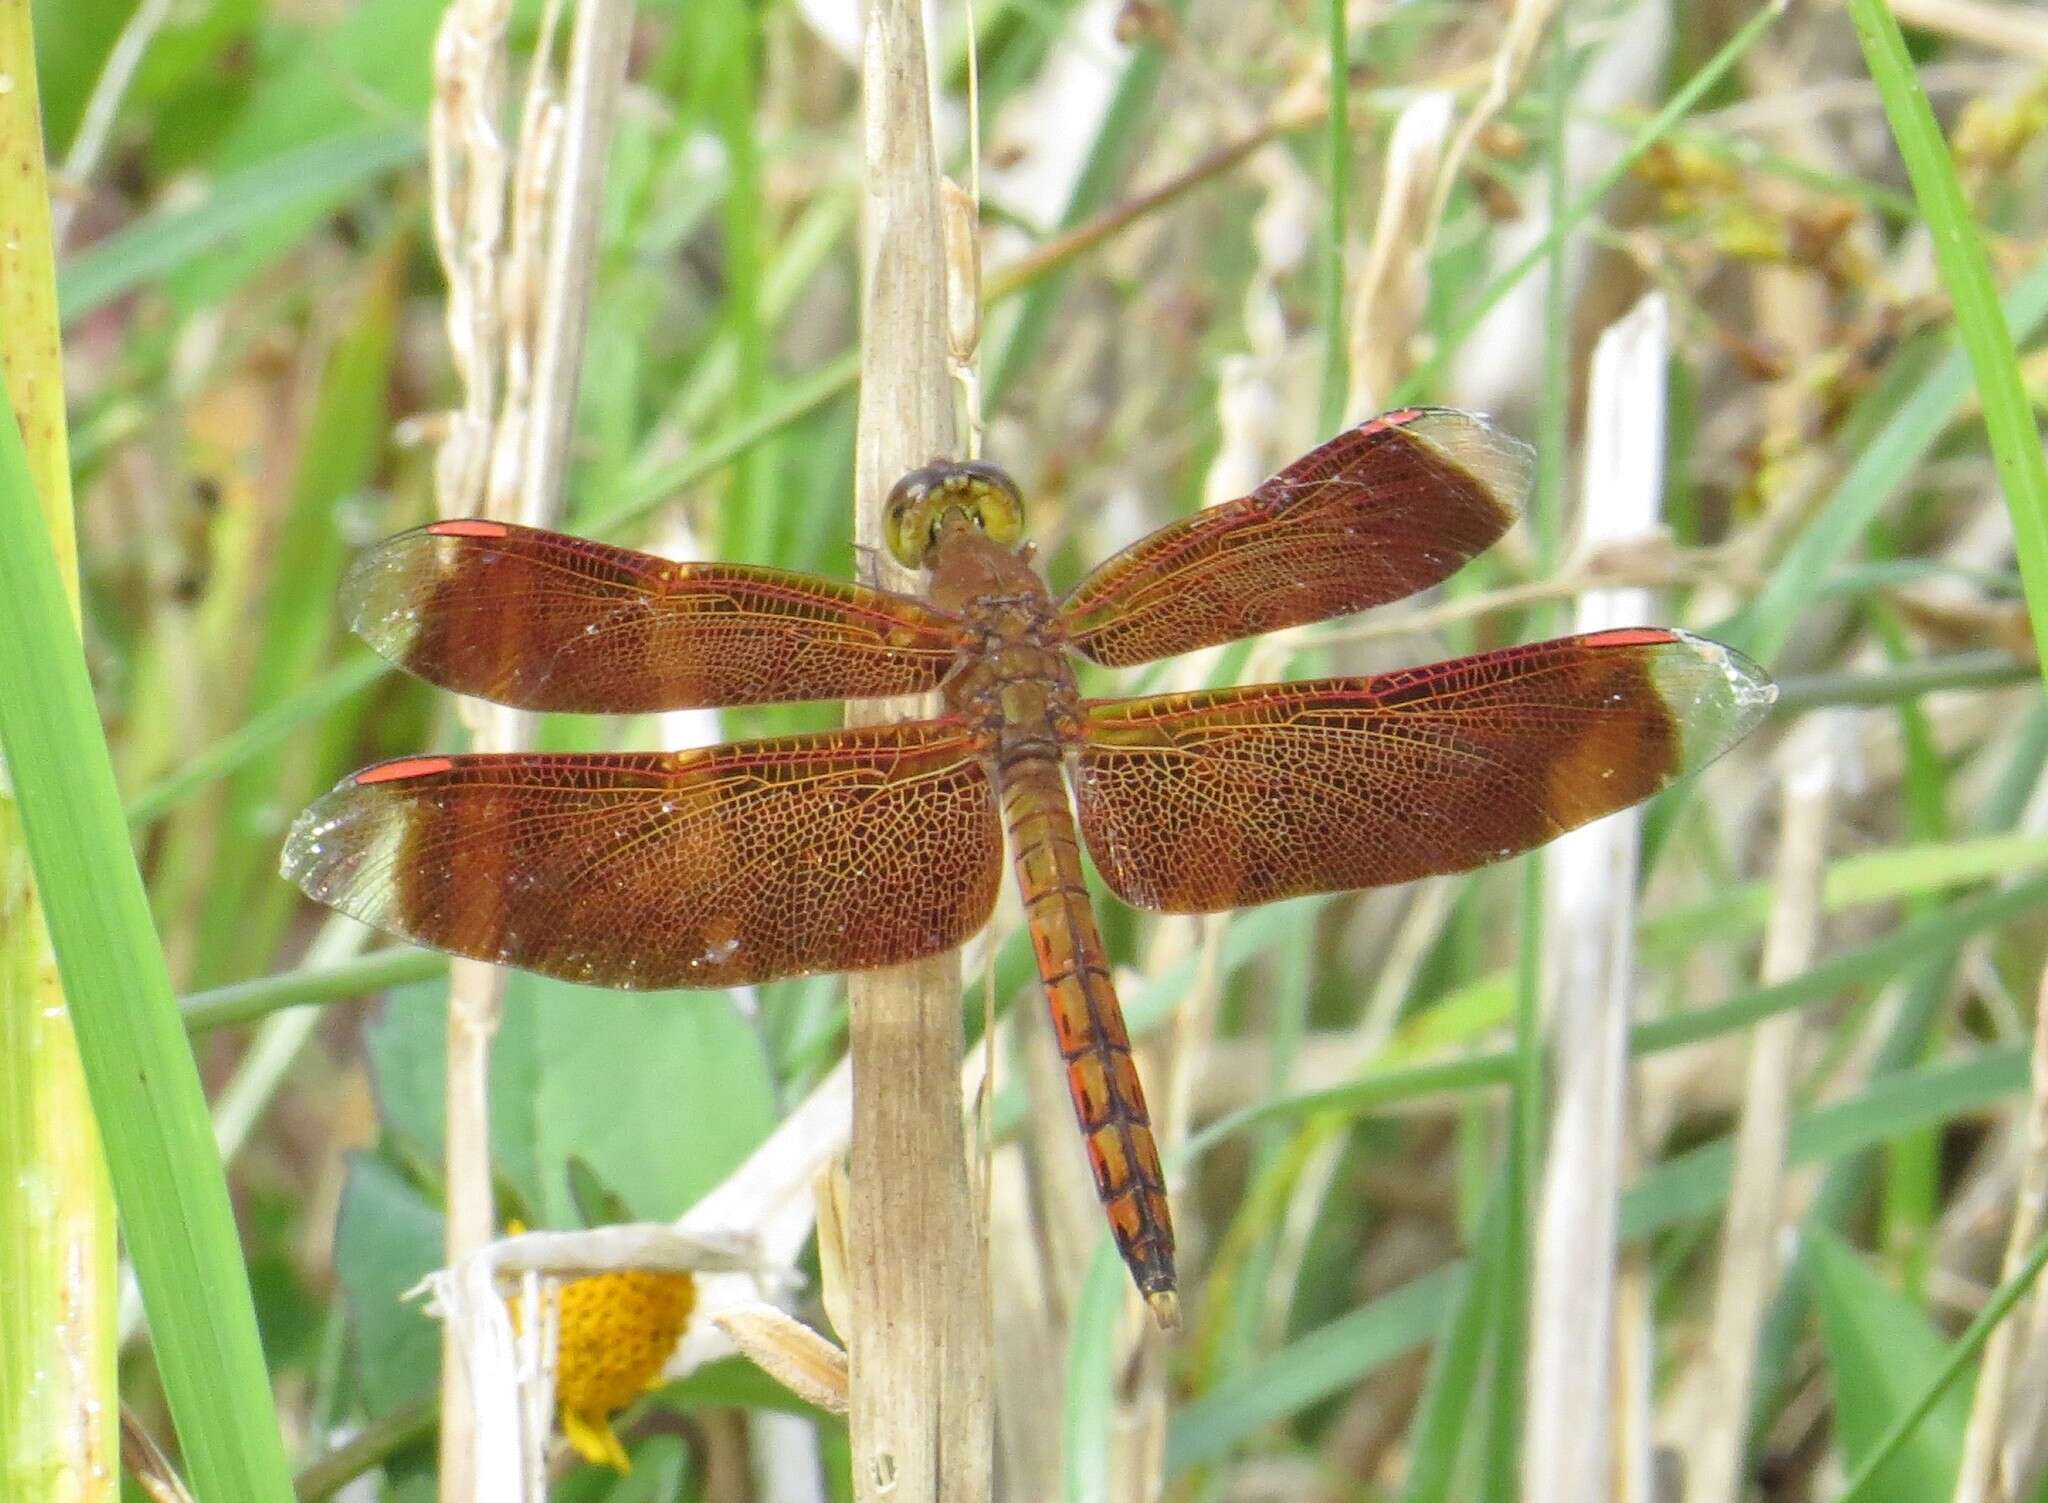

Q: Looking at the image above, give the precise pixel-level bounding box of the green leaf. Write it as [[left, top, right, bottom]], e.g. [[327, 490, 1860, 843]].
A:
[[362, 980, 547, 1215], [555, 1434, 689, 1500], [530, 976, 777, 1223], [333, 1153, 446, 1414], [655, 1356, 846, 1417], [564, 1155, 636, 1230], [1809, 1231, 1970, 1502], [1398, 1192, 1505, 1503], [363, 973, 778, 1227]]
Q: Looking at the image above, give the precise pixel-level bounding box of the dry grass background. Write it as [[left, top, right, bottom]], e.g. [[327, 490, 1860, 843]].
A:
[[6, 0, 2048, 1499]]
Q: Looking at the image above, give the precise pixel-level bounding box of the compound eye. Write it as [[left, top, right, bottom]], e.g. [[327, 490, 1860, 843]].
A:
[[963, 461, 1025, 545], [883, 470, 938, 568]]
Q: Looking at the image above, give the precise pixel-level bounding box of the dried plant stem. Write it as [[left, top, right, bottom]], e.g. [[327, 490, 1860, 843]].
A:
[[845, 4, 992, 1502], [1682, 733, 1839, 1503], [424, 0, 622, 1492], [989, 1136, 1067, 1497], [521, 0, 632, 508], [1953, 960, 2048, 1502], [429, 6, 515, 1488], [1524, 292, 1669, 1503], [1346, 92, 1452, 417], [1889, 0, 2048, 64], [1420, 0, 1563, 252], [118, 1409, 194, 1503]]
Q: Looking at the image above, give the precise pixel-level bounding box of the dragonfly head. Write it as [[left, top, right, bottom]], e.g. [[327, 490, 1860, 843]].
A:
[[883, 459, 1025, 568]]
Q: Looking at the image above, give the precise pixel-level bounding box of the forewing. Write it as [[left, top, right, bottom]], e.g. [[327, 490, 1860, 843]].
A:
[[1057, 408, 1529, 666], [1076, 629, 1774, 912], [346, 520, 963, 711], [283, 722, 1002, 987]]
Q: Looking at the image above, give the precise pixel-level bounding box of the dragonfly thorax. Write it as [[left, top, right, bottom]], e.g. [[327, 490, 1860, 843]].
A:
[[936, 548, 1081, 756]]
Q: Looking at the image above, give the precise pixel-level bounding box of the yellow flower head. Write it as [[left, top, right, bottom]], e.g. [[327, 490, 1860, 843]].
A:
[[508, 1254, 698, 1473]]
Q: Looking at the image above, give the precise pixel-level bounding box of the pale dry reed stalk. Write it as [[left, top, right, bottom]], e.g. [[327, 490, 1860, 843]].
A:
[[426, 3, 518, 1487], [995, 961, 1103, 1495], [1523, 291, 1670, 1503], [1418, 0, 1562, 261], [1453, 0, 1672, 415], [988, 1104, 1078, 1494], [1678, 726, 1843, 1503], [420, 0, 628, 1491], [1888, 0, 2048, 65], [1954, 961, 2048, 1502], [845, 4, 993, 1501], [1344, 91, 1452, 418]]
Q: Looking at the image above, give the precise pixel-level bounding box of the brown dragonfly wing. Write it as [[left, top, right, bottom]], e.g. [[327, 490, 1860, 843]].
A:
[[346, 520, 964, 712], [282, 721, 1002, 988], [1057, 408, 1530, 666], [1075, 629, 1774, 912]]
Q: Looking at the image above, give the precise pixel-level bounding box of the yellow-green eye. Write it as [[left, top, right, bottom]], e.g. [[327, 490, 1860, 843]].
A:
[[959, 461, 1024, 545], [883, 470, 938, 569], [881, 460, 1027, 567]]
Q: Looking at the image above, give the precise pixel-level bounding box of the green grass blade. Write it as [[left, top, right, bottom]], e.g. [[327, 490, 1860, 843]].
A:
[[125, 651, 390, 830], [1639, 833, 2048, 956], [1060, 1243, 1127, 1503], [1773, 651, 2035, 712], [181, 947, 445, 1033], [1811, 1230, 1970, 1501], [57, 125, 422, 323], [1844, 0, 2048, 682], [1727, 248, 2048, 664], [0, 2, 115, 1487], [1832, 1231, 2048, 1503], [1170, 1048, 2026, 1472], [1186, 868, 2048, 1154], [1169, 1270, 1463, 1470], [1399, 1192, 1506, 1503], [1745, 713, 2048, 1445], [0, 393, 293, 1494], [1388, 833, 2048, 1054], [983, 2, 1176, 407], [1315, 0, 1351, 434], [188, 249, 402, 987]]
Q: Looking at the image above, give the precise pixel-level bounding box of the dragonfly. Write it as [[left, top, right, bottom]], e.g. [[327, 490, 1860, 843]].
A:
[[284, 407, 1775, 1328]]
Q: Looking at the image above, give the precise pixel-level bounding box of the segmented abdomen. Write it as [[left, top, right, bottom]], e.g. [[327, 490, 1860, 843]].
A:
[[1000, 753, 1178, 1325]]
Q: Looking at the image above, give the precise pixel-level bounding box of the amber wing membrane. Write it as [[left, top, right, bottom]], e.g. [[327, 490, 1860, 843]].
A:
[[1056, 407, 1530, 666], [1075, 629, 1774, 912], [345, 520, 965, 712], [281, 722, 1003, 988]]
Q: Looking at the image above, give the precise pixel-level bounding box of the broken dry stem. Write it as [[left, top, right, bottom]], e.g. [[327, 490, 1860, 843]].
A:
[[844, 3, 993, 1502]]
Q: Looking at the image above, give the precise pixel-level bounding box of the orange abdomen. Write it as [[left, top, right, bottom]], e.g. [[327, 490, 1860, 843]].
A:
[[999, 754, 1178, 1326]]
